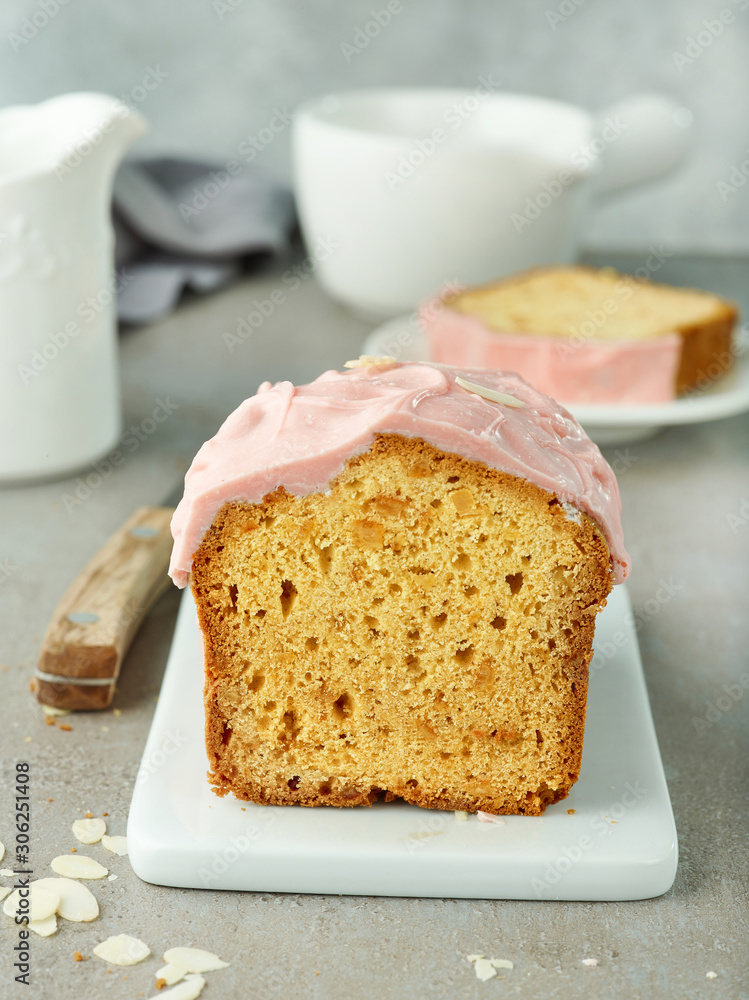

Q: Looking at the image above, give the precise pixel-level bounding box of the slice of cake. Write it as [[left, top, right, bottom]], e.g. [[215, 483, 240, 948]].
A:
[[169, 360, 630, 816], [421, 266, 737, 405]]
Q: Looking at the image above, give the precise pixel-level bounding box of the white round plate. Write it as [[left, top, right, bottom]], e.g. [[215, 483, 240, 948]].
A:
[[363, 316, 749, 447]]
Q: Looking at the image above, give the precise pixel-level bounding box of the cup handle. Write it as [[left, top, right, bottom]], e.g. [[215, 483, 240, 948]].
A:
[[594, 93, 692, 196]]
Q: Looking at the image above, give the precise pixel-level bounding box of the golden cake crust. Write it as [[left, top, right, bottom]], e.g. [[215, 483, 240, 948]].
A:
[[192, 434, 612, 816]]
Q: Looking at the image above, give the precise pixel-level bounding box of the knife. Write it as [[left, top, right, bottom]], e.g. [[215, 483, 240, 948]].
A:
[[35, 482, 184, 712]]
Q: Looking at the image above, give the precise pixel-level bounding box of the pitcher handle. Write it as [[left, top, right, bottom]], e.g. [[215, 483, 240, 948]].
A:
[[594, 93, 692, 196]]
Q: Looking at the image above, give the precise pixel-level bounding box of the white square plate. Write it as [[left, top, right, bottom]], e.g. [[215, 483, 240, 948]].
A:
[[128, 584, 678, 900]]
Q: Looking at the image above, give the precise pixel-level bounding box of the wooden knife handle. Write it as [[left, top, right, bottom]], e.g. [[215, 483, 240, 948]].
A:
[[36, 506, 175, 711]]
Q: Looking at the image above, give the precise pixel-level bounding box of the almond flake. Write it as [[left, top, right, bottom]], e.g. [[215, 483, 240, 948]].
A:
[[42, 705, 71, 716], [0, 888, 10, 901], [34, 878, 98, 922], [51, 855, 108, 879], [3, 883, 59, 922], [148, 976, 206, 1000], [156, 964, 186, 986], [474, 958, 497, 981], [582, 958, 598, 967], [94, 933, 151, 966], [0, 841, 4, 862], [477, 811, 506, 825], [455, 376, 525, 408], [163, 947, 230, 973], [72, 818, 107, 845], [467, 954, 484, 962], [344, 355, 397, 370], [29, 914, 58, 937], [0, 870, 14, 877], [491, 959, 514, 969], [454, 811, 469, 822], [101, 835, 128, 856]]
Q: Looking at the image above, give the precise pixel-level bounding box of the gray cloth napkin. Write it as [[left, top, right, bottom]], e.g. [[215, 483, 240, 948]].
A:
[[113, 157, 296, 324]]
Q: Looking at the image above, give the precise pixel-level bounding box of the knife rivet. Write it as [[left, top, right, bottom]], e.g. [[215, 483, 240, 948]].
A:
[[130, 526, 158, 539], [67, 612, 99, 624]]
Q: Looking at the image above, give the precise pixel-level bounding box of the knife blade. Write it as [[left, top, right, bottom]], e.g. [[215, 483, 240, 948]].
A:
[[35, 481, 185, 712]]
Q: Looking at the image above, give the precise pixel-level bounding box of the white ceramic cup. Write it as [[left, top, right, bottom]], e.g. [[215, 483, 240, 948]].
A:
[[292, 89, 691, 318]]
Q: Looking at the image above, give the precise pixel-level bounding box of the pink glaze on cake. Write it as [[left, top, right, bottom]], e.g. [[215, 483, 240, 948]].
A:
[[169, 362, 631, 588], [421, 300, 682, 405]]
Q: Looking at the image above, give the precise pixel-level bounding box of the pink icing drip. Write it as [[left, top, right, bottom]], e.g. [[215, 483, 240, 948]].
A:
[[168, 363, 631, 588], [421, 300, 682, 405]]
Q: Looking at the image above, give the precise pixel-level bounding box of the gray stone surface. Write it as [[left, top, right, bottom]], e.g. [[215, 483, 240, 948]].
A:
[[1, 252, 748, 998], [1, 0, 749, 253]]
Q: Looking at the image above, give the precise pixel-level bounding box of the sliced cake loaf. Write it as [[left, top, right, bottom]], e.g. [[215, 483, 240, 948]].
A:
[[421, 266, 737, 404], [169, 361, 630, 815]]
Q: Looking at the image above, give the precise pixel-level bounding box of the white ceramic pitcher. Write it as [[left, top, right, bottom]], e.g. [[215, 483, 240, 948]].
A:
[[0, 93, 147, 483], [293, 89, 692, 317]]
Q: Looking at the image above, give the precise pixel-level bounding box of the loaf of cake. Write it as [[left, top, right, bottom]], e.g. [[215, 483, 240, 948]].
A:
[[169, 360, 630, 815], [421, 266, 737, 405]]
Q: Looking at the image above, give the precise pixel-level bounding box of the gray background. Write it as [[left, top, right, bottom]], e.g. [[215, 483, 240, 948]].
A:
[[1, 0, 748, 252]]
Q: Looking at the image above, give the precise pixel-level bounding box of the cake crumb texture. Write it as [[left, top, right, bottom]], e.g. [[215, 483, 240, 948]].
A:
[[192, 434, 612, 815]]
